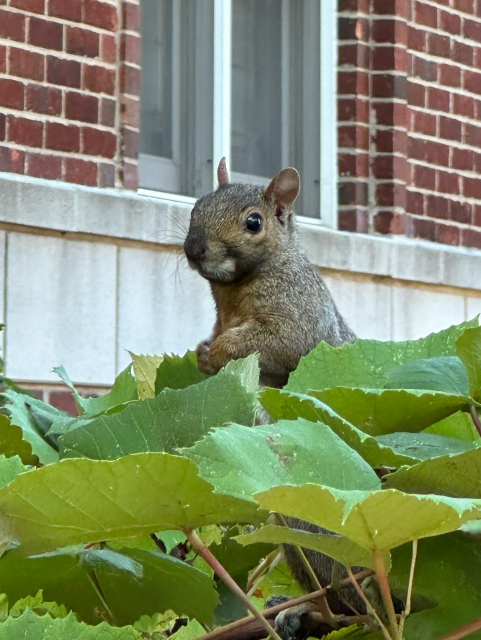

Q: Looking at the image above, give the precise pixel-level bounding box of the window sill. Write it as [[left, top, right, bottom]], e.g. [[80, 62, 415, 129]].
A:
[[1, 172, 480, 293]]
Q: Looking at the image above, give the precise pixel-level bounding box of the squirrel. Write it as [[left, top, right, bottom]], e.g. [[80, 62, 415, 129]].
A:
[[184, 159, 367, 637]]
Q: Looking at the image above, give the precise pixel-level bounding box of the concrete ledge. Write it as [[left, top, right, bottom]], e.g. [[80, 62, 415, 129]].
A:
[[1, 172, 481, 292]]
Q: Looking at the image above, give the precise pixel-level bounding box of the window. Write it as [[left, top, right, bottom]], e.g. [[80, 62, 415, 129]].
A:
[[139, 0, 336, 222]]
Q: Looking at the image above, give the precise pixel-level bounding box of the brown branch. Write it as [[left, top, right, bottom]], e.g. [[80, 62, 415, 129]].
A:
[[399, 540, 418, 639], [199, 569, 374, 640], [470, 406, 481, 437], [346, 566, 393, 640], [373, 551, 400, 639], [433, 616, 481, 640]]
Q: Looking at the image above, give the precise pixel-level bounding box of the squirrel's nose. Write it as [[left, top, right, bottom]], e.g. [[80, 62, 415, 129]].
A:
[[184, 234, 206, 264]]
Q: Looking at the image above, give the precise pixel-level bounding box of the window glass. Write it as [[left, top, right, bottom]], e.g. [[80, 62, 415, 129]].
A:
[[231, 0, 282, 178], [140, 0, 173, 159]]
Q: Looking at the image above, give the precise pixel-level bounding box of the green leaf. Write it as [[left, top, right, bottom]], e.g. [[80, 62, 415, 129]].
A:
[[9, 589, 67, 619], [129, 353, 164, 399], [133, 610, 178, 636], [253, 560, 305, 603], [254, 484, 481, 551], [54, 365, 138, 416], [222, 355, 260, 393], [236, 524, 373, 569], [0, 455, 29, 489], [422, 410, 481, 443], [0, 610, 139, 639], [390, 533, 481, 640], [59, 366, 258, 460], [375, 432, 475, 461], [155, 351, 208, 394], [0, 546, 218, 626], [322, 626, 383, 639], [169, 619, 206, 640], [286, 319, 479, 394], [182, 419, 379, 501], [260, 388, 421, 467], [2, 391, 60, 464], [383, 356, 469, 395], [0, 414, 38, 465], [0, 453, 262, 555], [383, 448, 481, 497], [311, 387, 471, 437], [457, 326, 481, 402]]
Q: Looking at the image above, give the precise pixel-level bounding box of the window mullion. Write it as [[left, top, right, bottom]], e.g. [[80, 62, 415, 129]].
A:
[[281, 0, 290, 169], [213, 0, 232, 184]]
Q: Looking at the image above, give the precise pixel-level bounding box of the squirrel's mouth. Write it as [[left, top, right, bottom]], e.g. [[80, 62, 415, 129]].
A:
[[192, 258, 236, 283]]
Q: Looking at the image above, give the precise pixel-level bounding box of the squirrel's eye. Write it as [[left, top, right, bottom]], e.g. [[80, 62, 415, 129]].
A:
[[245, 213, 263, 233]]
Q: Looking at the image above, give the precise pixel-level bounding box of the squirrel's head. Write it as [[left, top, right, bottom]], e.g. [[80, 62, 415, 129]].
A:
[[184, 158, 300, 284]]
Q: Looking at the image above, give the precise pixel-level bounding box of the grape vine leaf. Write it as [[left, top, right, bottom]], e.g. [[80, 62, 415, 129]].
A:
[[129, 352, 164, 399], [0, 414, 38, 466], [456, 326, 481, 403], [154, 351, 208, 395], [422, 410, 481, 443]]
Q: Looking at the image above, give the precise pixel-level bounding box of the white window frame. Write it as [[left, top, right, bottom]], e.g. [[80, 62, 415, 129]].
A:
[[138, 0, 338, 229]]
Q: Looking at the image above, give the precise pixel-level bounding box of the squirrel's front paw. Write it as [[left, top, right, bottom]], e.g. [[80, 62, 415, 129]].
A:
[[195, 341, 217, 376]]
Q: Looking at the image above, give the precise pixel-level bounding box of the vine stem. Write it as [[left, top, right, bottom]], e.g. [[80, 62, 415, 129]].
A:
[[184, 528, 283, 640], [87, 570, 116, 626], [433, 616, 481, 640], [373, 551, 400, 640], [399, 540, 418, 639], [346, 566, 393, 640], [470, 405, 481, 437]]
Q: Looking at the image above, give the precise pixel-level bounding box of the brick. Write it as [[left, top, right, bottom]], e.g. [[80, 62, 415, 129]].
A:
[[413, 164, 435, 190], [122, 127, 138, 158], [8, 116, 43, 147], [439, 116, 462, 141], [453, 41, 474, 65], [426, 194, 449, 219], [339, 181, 368, 205], [338, 70, 369, 96], [465, 18, 481, 42], [49, 0, 81, 22], [46, 122, 80, 152], [475, 152, 481, 173], [83, 64, 115, 95], [0, 147, 25, 173], [440, 64, 461, 87], [120, 97, 139, 128], [82, 127, 116, 157], [0, 45, 5, 73], [99, 162, 115, 187], [0, 9, 25, 41], [409, 138, 450, 167], [408, 81, 425, 107], [66, 91, 99, 123], [64, 157, 97, 186], [0, 114, 5, 141], [11, 0, 44, 11], [464, 70, 481, 95], [121, 33, 140, 65], [29, 17, 63, 51], [412, 110, 436, 136], [407, 189, 424, 215], [372, 156, 394, 179], [372, 74, 407, 99], [122, 162, 138, 189], [453, 148, 474, 171], [0, 78, 24, 109], [49, 391, 77, 415], [464, 177, 481, 198], [454, 93, 475, 118], [463, 228, 481, 249], [338, 209, 368, 233], [413, 217, 436, 241], [408, 27, 425, 52], [338, 125, 369, 150], [454, 0, 474, 13], [47, 57, 81, 88], [474, 205, 481, 226], [466, 123, 481, 147], [371, 19, 397, 43], [413, 56, 437, 82], [436, 223, 460, 246], [101, 34, 116, 63], [439, 10, 461, 35], [437, 171, 460, 195], [415, 1, 437, 27], [450, 200, 472, 224], [373, 211, 394, 234], [27, 153, 62, 180], [26, 84, 62, 116], [427, 33, 451, 58], [100, 97, 116, 127], [84, 0, 118, 31], [427, 87, 450, 112], [66, 27, 100, 58], [339, 43, 359, 67], [9, 47, 44, 81], [120, 64, 140, 95], [122, 1, 140, 31]]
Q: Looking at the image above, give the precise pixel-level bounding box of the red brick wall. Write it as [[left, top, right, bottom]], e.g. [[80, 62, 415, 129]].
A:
[[338, 0, 481, 249], [0, 0, 140, 188]]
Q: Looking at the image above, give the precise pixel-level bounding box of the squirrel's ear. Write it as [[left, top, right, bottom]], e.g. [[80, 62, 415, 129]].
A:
[[264, 168, 300, 208], [217, 157, 229, 187]]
